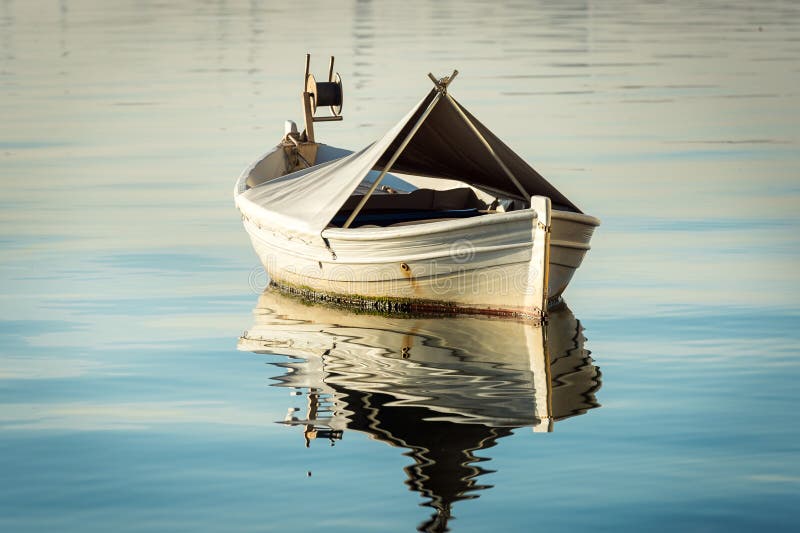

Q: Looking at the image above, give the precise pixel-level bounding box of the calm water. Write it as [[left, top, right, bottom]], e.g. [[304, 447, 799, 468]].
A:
[[1, 0, 799, 531]]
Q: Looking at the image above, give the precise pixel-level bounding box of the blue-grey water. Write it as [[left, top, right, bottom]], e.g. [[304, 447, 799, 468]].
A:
[[1, 0, 799, 531]]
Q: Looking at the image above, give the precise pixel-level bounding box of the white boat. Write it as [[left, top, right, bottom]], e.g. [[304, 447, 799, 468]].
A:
[[234, 57, 599, 320]]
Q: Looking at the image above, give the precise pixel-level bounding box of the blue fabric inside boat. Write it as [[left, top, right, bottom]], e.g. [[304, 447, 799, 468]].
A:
[[331, 208, 481, 227]]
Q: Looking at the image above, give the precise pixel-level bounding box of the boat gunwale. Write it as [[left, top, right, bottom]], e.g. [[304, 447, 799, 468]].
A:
[[551, 210, 601, 227], [321, 208, 538, 241], [234, 145, 283, 196]]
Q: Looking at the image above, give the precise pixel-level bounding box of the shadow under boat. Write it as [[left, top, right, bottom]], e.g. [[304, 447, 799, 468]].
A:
[[238, 287, 601, 532]]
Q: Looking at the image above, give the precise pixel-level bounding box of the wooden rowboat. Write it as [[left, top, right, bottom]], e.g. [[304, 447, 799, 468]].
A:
[[234, 56, 599, 320]]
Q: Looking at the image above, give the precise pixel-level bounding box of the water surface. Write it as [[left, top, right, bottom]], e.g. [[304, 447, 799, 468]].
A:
[[1, 1, 798, 531]]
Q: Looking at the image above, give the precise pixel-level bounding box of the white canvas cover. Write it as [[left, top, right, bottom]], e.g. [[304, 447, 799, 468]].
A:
[[236, 88, 578, 240]]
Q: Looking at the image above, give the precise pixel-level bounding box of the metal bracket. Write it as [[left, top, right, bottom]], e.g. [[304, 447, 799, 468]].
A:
[[321, 237, 337, 260], [427, 69, 459, 94]]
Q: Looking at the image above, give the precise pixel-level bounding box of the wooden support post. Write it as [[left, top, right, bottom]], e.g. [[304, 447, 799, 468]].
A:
[[527, 196, 552, 320], [302, 54, 315, 142], [302, 91, 315, 143]]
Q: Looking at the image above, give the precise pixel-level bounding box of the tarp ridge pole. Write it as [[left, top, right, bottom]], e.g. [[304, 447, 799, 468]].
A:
[[342, 92, 443, 229], [445, 94, 529, 200]]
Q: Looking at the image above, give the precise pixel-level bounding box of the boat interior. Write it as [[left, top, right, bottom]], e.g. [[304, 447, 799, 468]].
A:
[[330, 176, 548, 228], [245, 141, 580, 230]]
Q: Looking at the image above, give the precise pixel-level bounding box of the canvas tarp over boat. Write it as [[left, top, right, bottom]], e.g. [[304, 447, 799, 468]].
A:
[[236, 88, 579, 239]]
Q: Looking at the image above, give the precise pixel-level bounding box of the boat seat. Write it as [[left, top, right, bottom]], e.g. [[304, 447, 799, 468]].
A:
[[330, 208, 481, 228], [339, 187, 487, 213]]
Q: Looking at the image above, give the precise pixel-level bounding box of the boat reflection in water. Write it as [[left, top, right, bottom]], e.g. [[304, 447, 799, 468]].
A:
[[238, 287, 601, 532]]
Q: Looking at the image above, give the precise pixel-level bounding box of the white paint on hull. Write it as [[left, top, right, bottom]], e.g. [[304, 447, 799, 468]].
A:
[[241, 206, 598, 317]]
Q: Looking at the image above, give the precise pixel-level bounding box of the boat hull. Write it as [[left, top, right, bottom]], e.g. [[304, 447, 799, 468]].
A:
[[241, 206, 597, 318], [549, 210, 598, 300]]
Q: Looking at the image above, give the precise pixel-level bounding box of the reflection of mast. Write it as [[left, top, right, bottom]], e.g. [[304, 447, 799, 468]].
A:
[[240, 288, 601, 531]]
